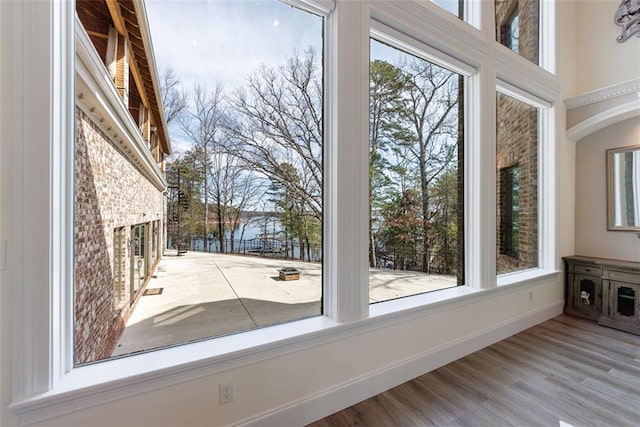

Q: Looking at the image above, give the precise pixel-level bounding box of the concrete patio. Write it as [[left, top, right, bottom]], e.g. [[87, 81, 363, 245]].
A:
[[112, 251, 456, 357]]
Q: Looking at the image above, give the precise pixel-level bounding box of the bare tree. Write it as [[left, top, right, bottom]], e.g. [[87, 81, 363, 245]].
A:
[[160, 67, 188, 124], [224, 170, 266, 252], [208, 149, 265, 253], [402, 59, 459, 272], [224, 48, 323, 221], [179, 84, 226, 248]]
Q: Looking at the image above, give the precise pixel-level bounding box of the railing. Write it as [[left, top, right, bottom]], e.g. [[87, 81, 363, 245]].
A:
[[189, 237, 322, 263], [374, 249, 458, 275]]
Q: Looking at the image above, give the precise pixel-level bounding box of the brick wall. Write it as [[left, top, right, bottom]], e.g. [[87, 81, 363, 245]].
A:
[[495, 0, 539, 65], [496, 94, 538, 274], [495, 0, 539, 275], [75, 107, 165, 365]]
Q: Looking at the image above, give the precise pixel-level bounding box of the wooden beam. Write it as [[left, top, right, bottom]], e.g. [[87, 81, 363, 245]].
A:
[[105, 25, 118, 79], [86, 30, 109, 39], [127, 42, 149, 108], [105, 0, 126, 35]]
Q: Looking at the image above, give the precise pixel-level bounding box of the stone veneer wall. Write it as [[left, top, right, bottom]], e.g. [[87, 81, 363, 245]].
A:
[[75, 107, 165, 365], [496, 94, 538, 274]]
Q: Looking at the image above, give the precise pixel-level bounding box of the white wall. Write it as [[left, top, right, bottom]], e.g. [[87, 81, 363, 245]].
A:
[[27, 283, 563, 427], [556, 0, 578, 260], [0, 1, 18, 426], [575, 117, 640, 262], [575, 0, 640, 94]]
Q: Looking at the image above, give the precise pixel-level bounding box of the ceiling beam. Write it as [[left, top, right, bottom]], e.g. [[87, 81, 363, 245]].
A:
[[105, 0, 126, 35]]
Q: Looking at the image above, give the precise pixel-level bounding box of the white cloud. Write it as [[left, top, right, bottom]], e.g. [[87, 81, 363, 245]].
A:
[[146, 0, 322, 92]]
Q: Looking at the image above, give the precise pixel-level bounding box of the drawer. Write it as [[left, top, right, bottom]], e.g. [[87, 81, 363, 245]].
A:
[[610, 271, 640, 285], [573, 264, 601, 276]]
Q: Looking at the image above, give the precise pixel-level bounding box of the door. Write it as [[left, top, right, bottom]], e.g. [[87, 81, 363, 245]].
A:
[[130, 224, 147, 304]]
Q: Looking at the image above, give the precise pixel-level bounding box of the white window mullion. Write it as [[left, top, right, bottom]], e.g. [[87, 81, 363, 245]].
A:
[[323, 0, 370, 322], [11, 0, 71, 400], [465, 64, 497, 289], [539, 106, 557, 271]]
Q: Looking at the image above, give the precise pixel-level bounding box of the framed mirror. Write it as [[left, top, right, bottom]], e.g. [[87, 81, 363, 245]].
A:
[[607, 144, 640, 230]]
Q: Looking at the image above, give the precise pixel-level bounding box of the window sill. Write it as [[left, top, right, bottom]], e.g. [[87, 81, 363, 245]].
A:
[[497, 267, 560, 287], [10, 273, 557, 425]]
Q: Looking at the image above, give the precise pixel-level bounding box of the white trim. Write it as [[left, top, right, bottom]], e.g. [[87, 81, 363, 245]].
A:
[[494, 47, 560, 104], [75, 19, 167, 192], [565, 78, 640, 142], [12, 0, 60, 401], [567, 99, 640, 142], [464, 0, 481, 30], [497, 79, 553, 109], [370, 0, 488, 69], [565, 78, 640, 110], [238, 300, 563, 427], [370, 20, 476, 76], [539, 105, 558, 271], [324, 0, 370, 322], [539, 0, 556, 75], [281, 0, 335, 16]]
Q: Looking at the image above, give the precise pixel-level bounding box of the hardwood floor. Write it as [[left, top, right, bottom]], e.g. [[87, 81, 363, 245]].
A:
[[307, 315, 640, 427]]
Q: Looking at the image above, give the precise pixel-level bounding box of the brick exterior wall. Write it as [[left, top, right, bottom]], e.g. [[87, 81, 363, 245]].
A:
[[495, 0, 539, 275], [496, 94, 538, 274], [75, 107, 165, 365], [495, 0, 539, 65]]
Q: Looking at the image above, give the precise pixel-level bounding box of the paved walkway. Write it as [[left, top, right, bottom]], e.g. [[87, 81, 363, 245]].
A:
[[113, 251, 456, 357]]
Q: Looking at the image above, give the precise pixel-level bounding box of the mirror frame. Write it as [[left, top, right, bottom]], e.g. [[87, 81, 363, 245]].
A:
[[607, 144, 640, 231]]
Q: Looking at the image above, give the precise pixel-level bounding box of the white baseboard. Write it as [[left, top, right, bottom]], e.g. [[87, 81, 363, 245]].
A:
[[239, 301, 563, 427]]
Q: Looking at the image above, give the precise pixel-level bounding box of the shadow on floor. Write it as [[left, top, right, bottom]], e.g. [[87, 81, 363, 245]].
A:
[[112, 297, 321, 358]]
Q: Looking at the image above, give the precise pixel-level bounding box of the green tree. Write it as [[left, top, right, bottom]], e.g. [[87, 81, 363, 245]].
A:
[[369, 57, 459, 273], [378, 189, 423, 270], [369, 60, 412, 267], [166, 149, 205, 250]]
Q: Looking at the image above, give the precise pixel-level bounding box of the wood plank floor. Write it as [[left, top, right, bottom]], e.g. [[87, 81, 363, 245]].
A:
[[307, 315, 640, 427]]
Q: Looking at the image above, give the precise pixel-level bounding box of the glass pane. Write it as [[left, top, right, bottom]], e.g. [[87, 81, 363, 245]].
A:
[[75, 0, 323, 365], [496, 92, 538, 274], [369, 39, 464, 304], [617, 286, 635, 317], [430, 0, 463, 19], [495, 0, 539, 65]]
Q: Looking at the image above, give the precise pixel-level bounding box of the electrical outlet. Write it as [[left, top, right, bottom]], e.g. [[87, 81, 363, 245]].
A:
[[219, 382, 234, 405]]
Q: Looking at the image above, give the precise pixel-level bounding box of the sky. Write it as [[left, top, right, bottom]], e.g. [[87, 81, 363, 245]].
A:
[[146, 0, 324, 154], [145, 0, 459, 155]]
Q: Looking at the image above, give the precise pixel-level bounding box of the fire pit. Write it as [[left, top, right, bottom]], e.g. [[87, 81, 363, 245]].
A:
[[278, 267, 300, 281]]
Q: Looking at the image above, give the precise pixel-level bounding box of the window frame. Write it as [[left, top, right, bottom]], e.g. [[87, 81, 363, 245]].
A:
[[502, 4, 520, 53], [8, 0, 561, 423], [501, 163, 520, 259]]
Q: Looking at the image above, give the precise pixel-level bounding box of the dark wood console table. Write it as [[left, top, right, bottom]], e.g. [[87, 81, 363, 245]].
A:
[[564, 256, 640, 335]]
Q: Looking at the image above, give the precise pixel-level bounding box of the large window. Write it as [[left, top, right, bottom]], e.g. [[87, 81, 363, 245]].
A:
[[74, 0, 323, 364], [10, 0, 560, 420], [496, 92, 538, 275], [369, 39, 463, 303]]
